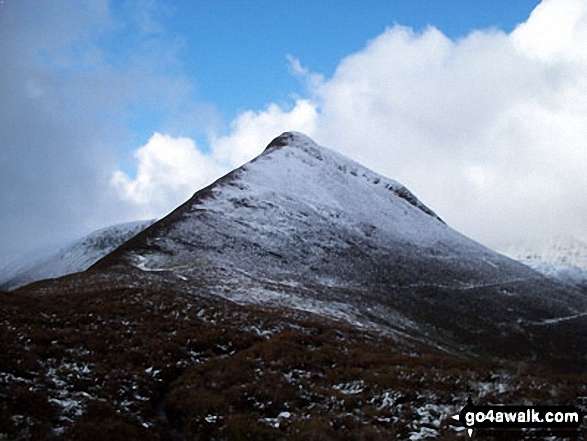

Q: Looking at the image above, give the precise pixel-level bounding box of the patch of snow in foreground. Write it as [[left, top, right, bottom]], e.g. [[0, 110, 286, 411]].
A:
[[333, 380, 364, 395], [409, 426, 440, 440], [259, 411, 292, 429], [409, 402, 458, 440]]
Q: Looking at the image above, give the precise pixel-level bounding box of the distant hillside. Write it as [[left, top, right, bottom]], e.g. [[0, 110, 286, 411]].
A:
[[0, 219, 155, 291], [499, 235, 587, 270], [498, 235, 587, 287]]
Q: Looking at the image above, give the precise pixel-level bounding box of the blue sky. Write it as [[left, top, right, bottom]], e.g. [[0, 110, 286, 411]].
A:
[[2, 0, 587, 258], [115, 0, 542, 150], [168, 0, 541, 117]]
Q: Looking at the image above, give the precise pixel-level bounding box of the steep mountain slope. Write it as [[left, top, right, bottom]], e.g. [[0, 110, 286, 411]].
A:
[[1, 219, 155, 291], [93, 132, 587, 366]]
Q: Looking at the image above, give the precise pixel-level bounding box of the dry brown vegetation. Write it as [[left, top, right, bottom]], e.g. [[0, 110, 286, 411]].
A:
[[1, 271, 586, 440]]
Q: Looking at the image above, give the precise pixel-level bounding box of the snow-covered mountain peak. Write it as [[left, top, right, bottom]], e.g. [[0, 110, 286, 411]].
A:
[[97, 132, 528, 279], [254, 132, 442, 223], [263, 131, 326, 159], [89, 133, 587, 365], [497, 234, 587, 286], [264, 131, 315, 150]]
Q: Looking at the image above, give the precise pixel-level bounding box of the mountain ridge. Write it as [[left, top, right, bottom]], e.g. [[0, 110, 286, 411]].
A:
[[89, 132, 587, 367], [93, 132, 445, 271]]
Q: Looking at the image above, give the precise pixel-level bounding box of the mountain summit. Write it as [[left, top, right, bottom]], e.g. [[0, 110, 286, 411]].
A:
[[93, 132, 587, 366]]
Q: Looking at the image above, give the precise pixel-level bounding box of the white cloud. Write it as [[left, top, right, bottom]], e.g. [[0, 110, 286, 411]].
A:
[[211, 99, 318, 167], [111, 133, 226, 219], [286, 54, 324, 92], [0, 0, 221, 258], [511, 0, 587, 63]]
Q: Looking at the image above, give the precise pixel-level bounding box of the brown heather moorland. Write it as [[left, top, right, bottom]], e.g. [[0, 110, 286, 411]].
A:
[[0, 270, 586, 440]]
